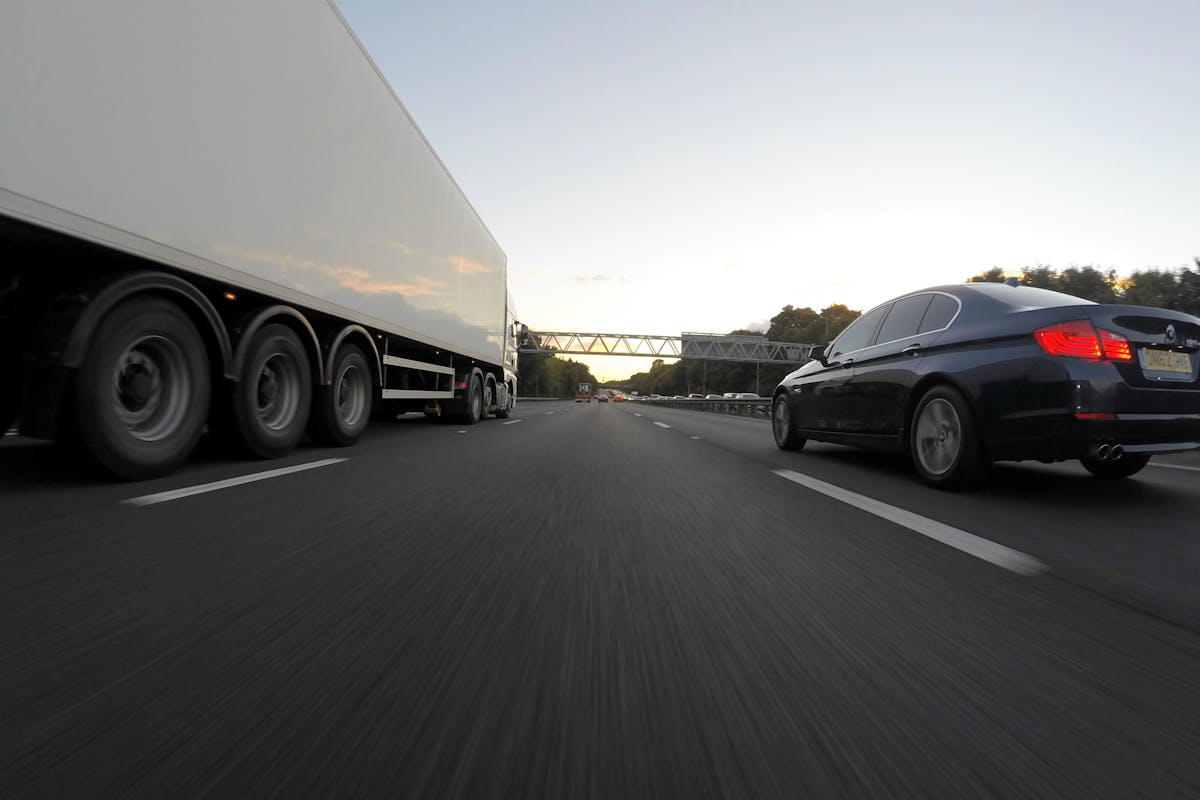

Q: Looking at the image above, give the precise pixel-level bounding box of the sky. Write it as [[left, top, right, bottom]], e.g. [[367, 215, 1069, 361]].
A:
[[337, 0, 1199, 381]]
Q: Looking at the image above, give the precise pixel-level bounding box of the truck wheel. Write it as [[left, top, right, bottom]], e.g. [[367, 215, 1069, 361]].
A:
[[910, 384, 984, 489], [232, 323, 311, 458], [309, 344, 371, 446], [482, 381, 495, 419], [74, 296, 210, 480], [462, 373, 483, 425], [495, 383, 513, 419]]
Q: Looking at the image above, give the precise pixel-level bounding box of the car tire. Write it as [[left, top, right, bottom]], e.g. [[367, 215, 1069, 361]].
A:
[[1079, 452, 1150, 478], [772, 393, 806, 451], [910, 384, 985, 489]]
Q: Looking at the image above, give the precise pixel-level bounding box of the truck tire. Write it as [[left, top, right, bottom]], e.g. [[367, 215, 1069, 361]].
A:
[[309, 344, 371, 446], [462, 373, 483, 425], [481, 381, 495, 420], [495, 383, 513, 419], [231, 323, 311, 458], [73, 296, 210, 480]]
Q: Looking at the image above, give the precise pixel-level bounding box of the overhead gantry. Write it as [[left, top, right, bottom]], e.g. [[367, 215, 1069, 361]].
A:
[[517, 329, 819, 364]]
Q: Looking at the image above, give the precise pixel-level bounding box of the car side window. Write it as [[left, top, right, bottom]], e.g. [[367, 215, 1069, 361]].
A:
[[829, 304, 888, 358], [876, 294, 933, 344], [918, 293, 959, 333]]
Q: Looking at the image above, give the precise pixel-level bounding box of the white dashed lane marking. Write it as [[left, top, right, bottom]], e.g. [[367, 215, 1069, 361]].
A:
[[653, 422, 671, 429], [773, 469, 1048, 576], [125, 458, 349, 507]]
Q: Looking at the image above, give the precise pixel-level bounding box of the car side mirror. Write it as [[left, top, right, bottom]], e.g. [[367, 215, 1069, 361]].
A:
[[816, 344, 833, 367]]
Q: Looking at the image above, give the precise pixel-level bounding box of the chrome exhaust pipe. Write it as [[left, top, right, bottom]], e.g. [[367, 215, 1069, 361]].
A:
[[1095, 443, 1111, 461], [1110, 444, 1124, 461]]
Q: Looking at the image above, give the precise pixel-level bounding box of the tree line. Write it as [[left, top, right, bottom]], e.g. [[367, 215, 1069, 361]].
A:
[[516, 351, 597, 399], [968, 259, 1200, 313], [523, 259, 1200, 398]]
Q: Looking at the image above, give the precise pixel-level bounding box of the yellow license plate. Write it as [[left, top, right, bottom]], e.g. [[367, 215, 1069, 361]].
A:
[[1139, 348, 1192, 373]]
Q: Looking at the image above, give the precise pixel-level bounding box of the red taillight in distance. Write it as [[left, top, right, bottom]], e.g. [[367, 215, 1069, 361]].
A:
[[1034, 320, 1132, 362]]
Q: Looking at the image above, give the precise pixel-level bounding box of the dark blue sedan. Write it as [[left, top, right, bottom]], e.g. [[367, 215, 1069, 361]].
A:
[[771, 281, 1200, 488]]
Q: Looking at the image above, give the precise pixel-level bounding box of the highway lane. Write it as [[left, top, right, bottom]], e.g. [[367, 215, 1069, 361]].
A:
[[623, 402, 1200, 632], [2, 400, 1199, 797]]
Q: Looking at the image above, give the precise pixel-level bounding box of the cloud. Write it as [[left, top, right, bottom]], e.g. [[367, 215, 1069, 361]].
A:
[[328, 266, 447, 296], [449, 255, 497, 274], [210, 242, 447, 296]]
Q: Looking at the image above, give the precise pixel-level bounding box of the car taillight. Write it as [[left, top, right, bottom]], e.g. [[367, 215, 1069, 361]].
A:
[[1035, 320, 1132, 362], [1098, 329, 1132, 361]]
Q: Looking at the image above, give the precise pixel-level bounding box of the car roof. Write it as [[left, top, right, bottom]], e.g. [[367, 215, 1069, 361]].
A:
[[863, 282, 1096, 316]]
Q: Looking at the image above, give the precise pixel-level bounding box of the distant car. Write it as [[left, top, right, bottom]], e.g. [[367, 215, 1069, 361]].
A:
[[771, 282, 1200, 487], [673, 395, 686, 399], [688, 393, 703, 399], [613, 395, 626, 403], [598, 394, 608, 402], [731, 392, 761, 399], [704, 394, 723, 399]]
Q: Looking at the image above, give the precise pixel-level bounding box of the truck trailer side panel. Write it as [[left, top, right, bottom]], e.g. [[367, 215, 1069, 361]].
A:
[[0, 0, 507, 366]]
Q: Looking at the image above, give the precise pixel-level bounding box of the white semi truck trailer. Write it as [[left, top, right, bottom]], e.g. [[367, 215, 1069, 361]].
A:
[[0, 0, 519, 479]]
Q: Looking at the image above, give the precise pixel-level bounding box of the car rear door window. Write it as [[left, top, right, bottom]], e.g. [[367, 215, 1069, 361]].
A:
[[830, 304, 889, 358], [918, 294, 959, 333], [876, 294, 933, 344]]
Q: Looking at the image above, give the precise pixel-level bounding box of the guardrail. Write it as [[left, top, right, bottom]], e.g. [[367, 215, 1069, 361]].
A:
[[636, 398, 772, 419]]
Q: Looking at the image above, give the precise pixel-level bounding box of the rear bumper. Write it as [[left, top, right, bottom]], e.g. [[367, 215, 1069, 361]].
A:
[[984, 412, 1200, 461], [975, 356, 1200, 461]]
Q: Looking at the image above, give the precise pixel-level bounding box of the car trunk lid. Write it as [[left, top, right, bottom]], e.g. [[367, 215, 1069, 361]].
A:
[[1084, 305, 1200, 389]]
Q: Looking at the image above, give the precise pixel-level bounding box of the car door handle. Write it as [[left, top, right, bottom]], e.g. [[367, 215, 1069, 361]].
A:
[[902, 344, 922, 356]]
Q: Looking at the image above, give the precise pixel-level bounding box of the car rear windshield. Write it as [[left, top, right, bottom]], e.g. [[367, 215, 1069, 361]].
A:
[[965, 283, 1095, 310]]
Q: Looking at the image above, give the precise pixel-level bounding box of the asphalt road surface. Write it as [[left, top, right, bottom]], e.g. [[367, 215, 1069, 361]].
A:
[[2, 400, 1199, 798]]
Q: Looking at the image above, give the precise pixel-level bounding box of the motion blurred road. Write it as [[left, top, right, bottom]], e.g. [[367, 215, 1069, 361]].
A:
[[3, 401, 1199, 797]]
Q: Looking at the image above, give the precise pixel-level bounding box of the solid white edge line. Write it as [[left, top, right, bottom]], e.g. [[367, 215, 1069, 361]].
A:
[[1149, 462, 1200, 473], [503, 419, 524, 425], [654, 422, 671, 428], [772, 469, 1048, 576], [124, 458, 349, 507]]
